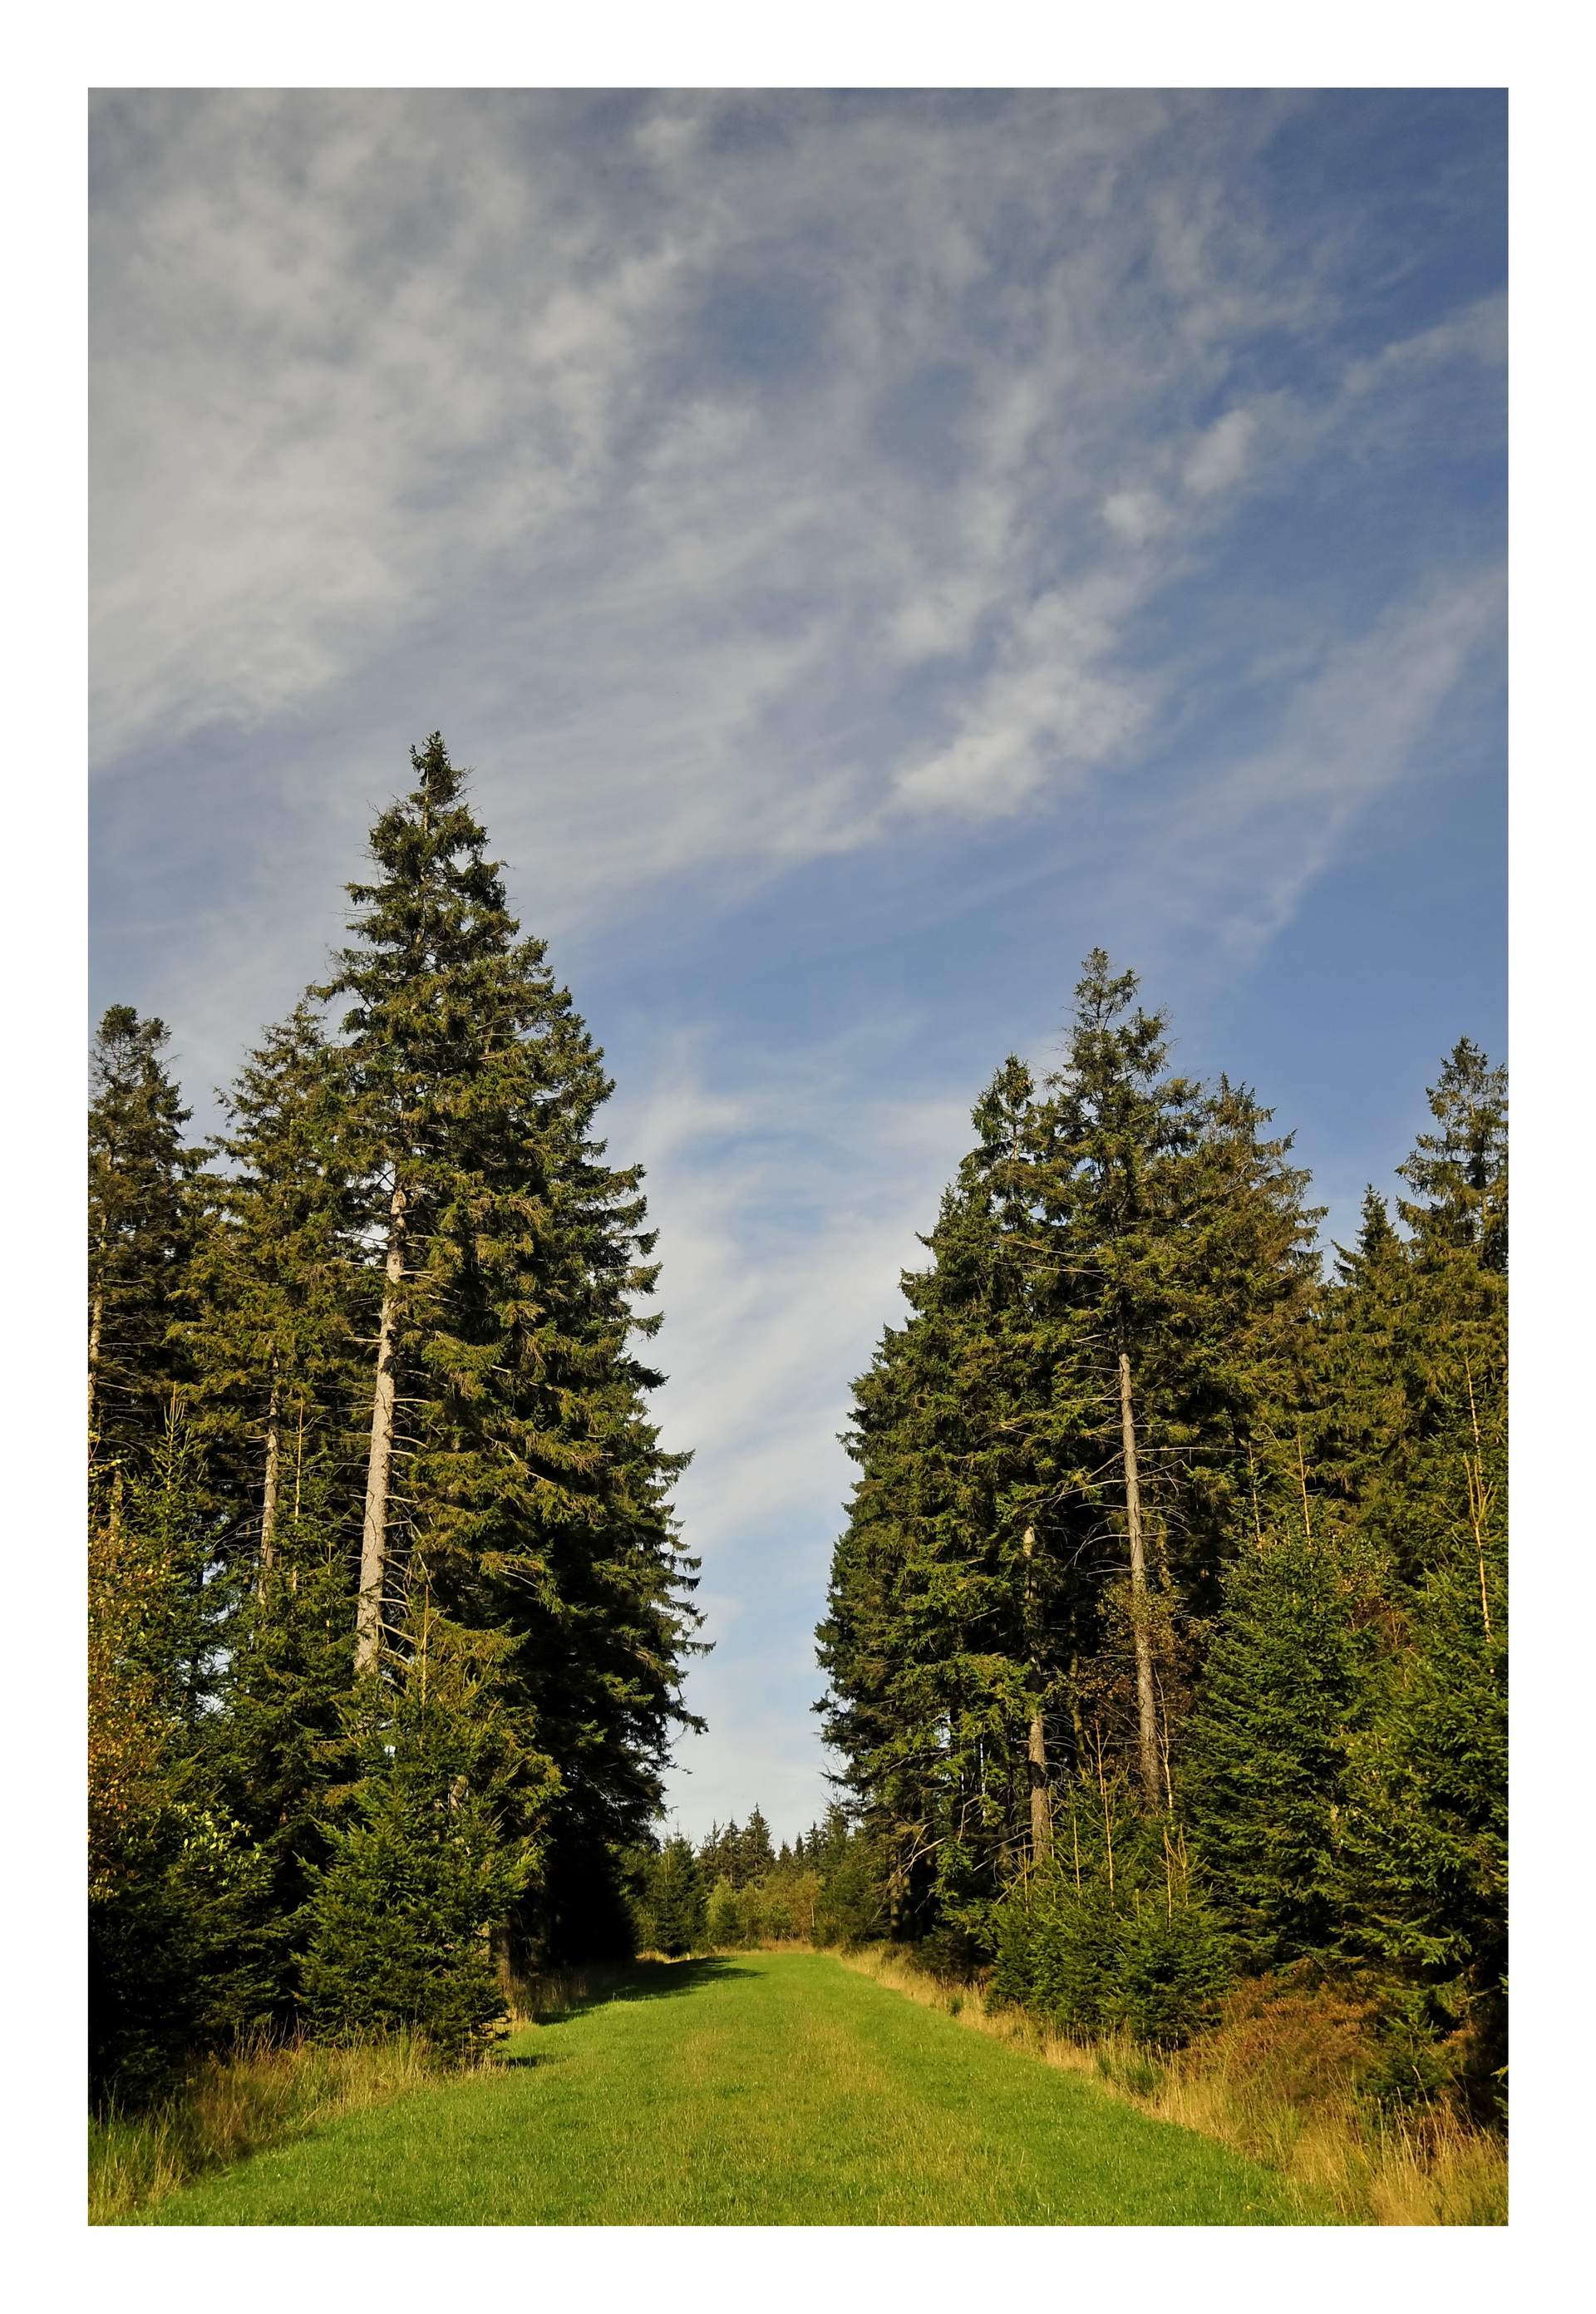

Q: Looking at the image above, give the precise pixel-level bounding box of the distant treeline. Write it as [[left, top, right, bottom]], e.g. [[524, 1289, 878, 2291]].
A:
[[631, 1807, 884, 1955], [815, 953, 1505, 2120], [90, 738, 702, 2105]]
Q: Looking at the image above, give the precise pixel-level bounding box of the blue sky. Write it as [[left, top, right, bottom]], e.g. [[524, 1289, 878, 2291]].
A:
[[90, 88, 1505, 1840]]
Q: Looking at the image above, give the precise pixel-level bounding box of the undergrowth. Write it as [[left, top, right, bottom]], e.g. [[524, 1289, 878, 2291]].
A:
[[838, 1946, 1506, 2226], [89, 1957, 667, 2223]]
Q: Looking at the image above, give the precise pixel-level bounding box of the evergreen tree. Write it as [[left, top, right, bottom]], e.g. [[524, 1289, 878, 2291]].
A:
[[318, 736, 701, 1923], [640, 1837, 706, 1956], [88, 1007, 202, 1472], [1396, 1036, 1508, 1273], [204, 1435, 359, 2021], [179, 1002, 372, 2016], [736, 1806, 776, 1884], [301, 1600, 551, 2054], [187, 998, 367, 1578], [1304, 1041, 1506, 1587], [819, 954, 1319, 1941], [88, 737, 706, 2095], [1335, 1375, 1507, 2108], [88, 1411, 270, 2102], [1180, 1523, 1387, 1968], [988, 1785, 1230, 2045]]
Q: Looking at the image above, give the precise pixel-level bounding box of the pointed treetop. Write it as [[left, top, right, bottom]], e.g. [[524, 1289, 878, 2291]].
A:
[[1396, 1037, 1508, 1268]]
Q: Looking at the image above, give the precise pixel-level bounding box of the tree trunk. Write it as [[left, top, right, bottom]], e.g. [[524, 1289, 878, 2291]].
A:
[[258, 1359, 282, 1596], [1022, 1526, 1052, 1859], [87, 1283, 104, 1443], [1027, 1711, 1052, 1859], [88, 1208, 108, 1450], [1118, 1347, 1163, 1807], [356, 1184, 407, 1674]]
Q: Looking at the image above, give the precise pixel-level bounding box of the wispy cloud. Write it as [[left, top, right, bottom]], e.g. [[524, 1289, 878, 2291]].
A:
[[91, 91, 1505, 1832]]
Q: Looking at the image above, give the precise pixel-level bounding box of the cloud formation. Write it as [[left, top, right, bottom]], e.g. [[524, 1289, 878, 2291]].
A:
[[91, 91, 1505, 1831]]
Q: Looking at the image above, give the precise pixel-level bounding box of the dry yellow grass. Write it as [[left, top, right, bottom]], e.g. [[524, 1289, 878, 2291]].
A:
[[837, 1946, 1506, 2227], [89, 2032, 485, 2223]]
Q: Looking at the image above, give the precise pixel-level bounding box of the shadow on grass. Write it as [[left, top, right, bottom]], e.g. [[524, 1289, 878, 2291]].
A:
[[506, 1957, 756, 2056]]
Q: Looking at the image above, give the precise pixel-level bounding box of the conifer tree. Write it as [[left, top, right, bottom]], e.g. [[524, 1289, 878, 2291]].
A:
[[819, 954, 1319, 1936], [1303, 1041, 1506, 1585], [188, 999, 367, 1578], [88, 1007, 202, 1471], [640, 1836, 707, 1957], [89, 1410, 270, 2100], [301, 1600, 552, 2052], [1179, 1522, 1387, 1968], [1336, 1516, 1507, 2109], [316, 734, 700, 1953]]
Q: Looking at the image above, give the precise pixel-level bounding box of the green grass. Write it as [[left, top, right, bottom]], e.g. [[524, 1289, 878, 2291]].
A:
[[134, 1952, 1316, 2225]]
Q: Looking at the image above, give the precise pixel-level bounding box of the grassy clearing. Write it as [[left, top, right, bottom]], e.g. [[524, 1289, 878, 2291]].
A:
[[127, 1952, 1308, 2226], [840, 1948, 1506, 2227]]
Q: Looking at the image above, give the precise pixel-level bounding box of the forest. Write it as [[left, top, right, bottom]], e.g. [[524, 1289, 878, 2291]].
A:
[[89, 736, 1505, 2152]]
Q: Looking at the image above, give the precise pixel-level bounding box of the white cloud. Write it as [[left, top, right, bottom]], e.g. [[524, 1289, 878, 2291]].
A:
[[91, 91, 1505, 1838], [1101, 488, 1170, 544], [1184, 407, 1257, 495], [892, 579, 1148, 817]]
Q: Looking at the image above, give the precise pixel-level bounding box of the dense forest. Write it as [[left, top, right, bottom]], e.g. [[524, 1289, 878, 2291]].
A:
[[815, 953, 1505, 2116], [89, 741, 1505, 2137], [89, 738, 703, 2102]]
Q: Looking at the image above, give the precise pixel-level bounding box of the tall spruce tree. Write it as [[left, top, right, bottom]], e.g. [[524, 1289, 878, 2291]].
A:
[[1179, 1520, 1389, 1969], [819, 954, 1319, 1941], [188, 999, 367, 1574], [317, 734, 701, 1962], [88, 1007, 202, 1472]]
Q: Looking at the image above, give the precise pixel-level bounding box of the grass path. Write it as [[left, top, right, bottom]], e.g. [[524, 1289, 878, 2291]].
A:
[[140, 1952, 1315, 2226]]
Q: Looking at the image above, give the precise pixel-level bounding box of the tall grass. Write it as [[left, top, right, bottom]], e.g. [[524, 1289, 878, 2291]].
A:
[[838, 1946, 1506, 2226], [91, 1958, 632, 2223], [90, 2032, 485, 2223]]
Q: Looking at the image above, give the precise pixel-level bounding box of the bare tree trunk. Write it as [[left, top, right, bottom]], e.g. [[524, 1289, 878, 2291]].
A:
[[88, 1207, 109, 1451], [1118, 1347, 1163, 1807], [1027, 1711, 1052, 1859], [87, 1284, 104, 1442], [1022, 1525, 1052, 1860], [258, 1359, 282, 1597], [356, 1184, 407, 1675]]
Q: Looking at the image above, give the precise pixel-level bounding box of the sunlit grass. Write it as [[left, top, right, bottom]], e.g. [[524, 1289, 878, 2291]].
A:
[[840, 1947, 1506, 2227], [90, 2031, 466, 2224], [128, 1952, 1306, 2226]]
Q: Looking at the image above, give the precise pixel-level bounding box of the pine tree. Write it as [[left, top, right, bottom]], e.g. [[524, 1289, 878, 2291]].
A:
[[316, 735, 702, 1957], [187, 999, 367, 1579], [819, 954, 1320, 1940], [641, 1837, 706, 1956], [88, 1409, 270, 2101], [1179, 1521, 1388, 1969], [301, 1601, 551, 2053], [88, 1007, 202, 1472], [736, 1806, 776, 1884]]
